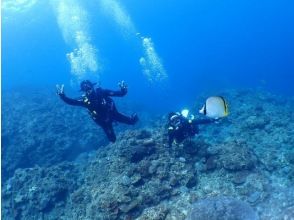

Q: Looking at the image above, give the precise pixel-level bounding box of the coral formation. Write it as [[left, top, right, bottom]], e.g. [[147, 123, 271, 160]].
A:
[[2, 88, 294, 219], [186, 196, 259, 220]]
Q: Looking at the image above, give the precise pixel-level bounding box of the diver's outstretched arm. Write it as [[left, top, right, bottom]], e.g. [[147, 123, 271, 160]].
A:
[[56, 84, 85, 107], [194, 118, 216, 125], [103, 89, 127, 97], [103, 81, 128, 97], [59, 94, 85, 106]]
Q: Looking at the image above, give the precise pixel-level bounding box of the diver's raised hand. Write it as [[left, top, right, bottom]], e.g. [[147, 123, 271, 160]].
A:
[[118, 80, 127, 92], [56, 84, 64, 96]]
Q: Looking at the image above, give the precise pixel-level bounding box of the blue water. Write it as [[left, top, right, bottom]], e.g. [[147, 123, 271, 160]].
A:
[[2, 2, 294, 218], [2, 0, 294, 111]]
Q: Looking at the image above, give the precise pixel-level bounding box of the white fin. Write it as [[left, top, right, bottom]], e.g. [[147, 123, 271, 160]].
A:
[[199, 105, 205, 114]]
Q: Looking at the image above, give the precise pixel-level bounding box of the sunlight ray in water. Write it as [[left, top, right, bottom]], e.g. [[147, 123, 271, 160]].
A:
[[98, 0, 167, 83], [2, 0, 38, 12], [139, 37, 167, 83], [100, 0, 136, 36], [51, 0, 100, 81]]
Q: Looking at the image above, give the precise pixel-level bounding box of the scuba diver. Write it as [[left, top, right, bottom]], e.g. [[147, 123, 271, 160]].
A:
[[167, 109, 216, 147], [56, 80, 138, 143], [167, 96, 228, 146]]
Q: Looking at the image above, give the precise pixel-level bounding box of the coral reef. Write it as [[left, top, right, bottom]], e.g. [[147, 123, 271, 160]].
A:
[[186, 196, 259, 220], [2, 163, 79, 220], [2, 88, 294, 219], [1, 89, 107, 182]]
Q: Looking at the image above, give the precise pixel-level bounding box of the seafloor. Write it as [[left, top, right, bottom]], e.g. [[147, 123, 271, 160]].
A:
[[2, 88, 294, 220]]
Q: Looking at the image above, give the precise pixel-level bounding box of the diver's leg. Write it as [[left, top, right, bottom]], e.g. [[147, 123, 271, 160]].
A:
[[99, 121, 116, 143], [174, 130, 185, 144], [113, 112, 138, 125], [111, 106, 138, 125]]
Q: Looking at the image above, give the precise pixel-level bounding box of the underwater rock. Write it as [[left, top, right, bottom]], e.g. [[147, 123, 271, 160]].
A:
[[278, 206, 294, 220], [141, 138, 156, 147], [256, 187, 294, 219], [258, 148, 285, 172], [247, 191, 262, 204], [220, 140, 257, 171], [148, 160, 160, 175], [185, 176, 197, 188], [131, 173, 144, 187], [244, 115, 270, 130], [119, 197, 142, 213], [182, 140, 199, 155], [236, 173, 269, 205], [156, 164, 170, 181], [122, 143, 155, 163], [191, 139, 210, 157], [186, 196, 259, 220], [120, 175, 132, 186], [288, 168, 294, 182], [121, 134, 157, 164], [2, 163, 78, 220], [169, 176, 180, 187], [2, 89, 105, 183], [232, 171, 249, 185], [286, 151, 294, 165], [205, 156, 217, 171], [137, 204, 169, 220], [136, 160, 152, 178], [131, 145, 152, 163], [136, 129, 152, 139]]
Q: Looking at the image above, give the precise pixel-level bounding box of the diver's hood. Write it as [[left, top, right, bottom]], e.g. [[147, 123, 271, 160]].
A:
[[79, 81, 97, 92]]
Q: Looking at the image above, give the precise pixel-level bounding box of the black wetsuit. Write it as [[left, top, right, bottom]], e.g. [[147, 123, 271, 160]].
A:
[[167, 113, 214, 146], [59, 87, 136, 142]]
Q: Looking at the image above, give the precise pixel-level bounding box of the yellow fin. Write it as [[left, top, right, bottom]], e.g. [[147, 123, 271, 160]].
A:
[[224, 103, 229, 116]]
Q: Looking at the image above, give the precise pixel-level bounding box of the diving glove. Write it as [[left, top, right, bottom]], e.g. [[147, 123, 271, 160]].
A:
[[56, 84, 64, 96], [118, 81, 127, 92]]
